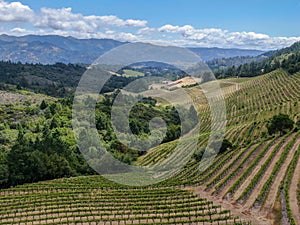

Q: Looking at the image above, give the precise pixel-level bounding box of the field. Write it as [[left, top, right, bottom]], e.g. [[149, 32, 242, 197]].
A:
[[1, 69, 300, 224], [123, 69, 145, 77], [0, 176, 247, 225]]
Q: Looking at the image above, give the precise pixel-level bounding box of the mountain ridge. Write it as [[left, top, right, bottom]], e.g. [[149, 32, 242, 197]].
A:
[[0, 34, 264, 64]]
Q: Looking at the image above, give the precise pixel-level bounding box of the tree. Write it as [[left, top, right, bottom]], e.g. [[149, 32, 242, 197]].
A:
[[0, 152, 8, 187], [7, 132, 31, 185], [193, 146, 205, 161], [267, 114, 294, 135], [219, 139, 233, 154], [208, 138, 233, 155], [296, 119, 300, 131], [40, 100, 48, 110]]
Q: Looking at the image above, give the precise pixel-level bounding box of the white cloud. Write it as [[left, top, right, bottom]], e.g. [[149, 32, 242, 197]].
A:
[[137, 27, 156, 35], [158, 24, 195, 37], [2, 27, 139, 42], [8, 27, 35, 36], [158, 24, 300, 50], [0, 0, 34, 23], [117, 32, 139, 42], [124, 19, 147, 27], [35, 7, 94, 32], [85, 15, 147, 27], [35, 8, 147, 32]]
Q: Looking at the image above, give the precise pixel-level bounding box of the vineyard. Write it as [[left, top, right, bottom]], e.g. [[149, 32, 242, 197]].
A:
[[1, 69, 300, 224], [140, 69, 300, 224], [0, 176, 248, 225]]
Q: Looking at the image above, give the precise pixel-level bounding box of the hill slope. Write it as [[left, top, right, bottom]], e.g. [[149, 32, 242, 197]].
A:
[[189, 47, 264, 61], [215, 41, 300, 78], [0, 69, 300, 224], [139, 69, 300, 224], [0, 34, 125, 64]]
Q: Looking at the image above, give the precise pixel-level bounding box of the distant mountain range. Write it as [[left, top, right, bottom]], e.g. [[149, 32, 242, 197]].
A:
[[0, 34, 125, 64], [0, 34, 264, 64]]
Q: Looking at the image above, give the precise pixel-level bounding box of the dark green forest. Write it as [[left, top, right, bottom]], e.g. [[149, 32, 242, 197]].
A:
[[0, 88, 196, 187], [0, 62, 139, 97]]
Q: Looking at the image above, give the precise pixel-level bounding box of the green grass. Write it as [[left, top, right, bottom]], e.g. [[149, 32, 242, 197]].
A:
[[123, 69, 145, 77]]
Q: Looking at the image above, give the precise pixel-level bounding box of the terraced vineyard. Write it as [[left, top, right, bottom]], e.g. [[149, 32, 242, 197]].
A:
[[1, 69, 300, 224]]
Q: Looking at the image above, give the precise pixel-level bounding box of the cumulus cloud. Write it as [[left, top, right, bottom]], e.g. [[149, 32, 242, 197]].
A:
[[35, 7, 94, 32], [82, 30, 139, 42], [125, 19, 147, 27], [158, 24, 300, 50], [158, 24, 195, 37], [0, 0, 34, 23], [137, 27, 156, 35], [88, 15, 147, 27], [35, 7, 147, 32], [9, 27, 32, 35], [0, 1, 145, 42]]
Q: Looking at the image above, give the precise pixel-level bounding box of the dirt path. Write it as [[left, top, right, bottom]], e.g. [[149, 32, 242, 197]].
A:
[[184, 134, 297, 225], [242, 134, 296, 209], [188, 186, 271, 225], [289, 144, 300, 225], [217, 141, 269, 198], [221, 81, 240, 92], [231, 136, 285, 201], [258, 135, 300, 219], [280, 190, 290, 225]]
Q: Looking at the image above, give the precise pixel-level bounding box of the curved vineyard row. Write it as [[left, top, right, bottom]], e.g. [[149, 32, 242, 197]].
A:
[[0, 181, 250, 225], [139, 70, 300, 224]]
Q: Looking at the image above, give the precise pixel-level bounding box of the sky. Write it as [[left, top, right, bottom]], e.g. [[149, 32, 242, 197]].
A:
[[1, 0, 300, 50]]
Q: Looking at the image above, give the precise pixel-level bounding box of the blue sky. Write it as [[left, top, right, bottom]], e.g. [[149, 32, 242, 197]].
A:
[[1, 0, 300, 50]]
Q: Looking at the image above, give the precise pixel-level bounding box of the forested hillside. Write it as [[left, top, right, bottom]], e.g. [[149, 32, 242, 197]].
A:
[[0, 62, 141, 97], [214, 41, 300, 78], [207, 55, 267, 71]]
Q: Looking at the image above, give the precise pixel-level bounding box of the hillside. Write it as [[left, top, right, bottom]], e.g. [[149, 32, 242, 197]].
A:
[[0, 61, 143, 97], [0, 68, 300, 224], [139, 69, 300, 224], [206, 54, 268, 71], [189, 47, 264, 61], [215, 41, 300, 78], [0, 34, 263, 64]]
